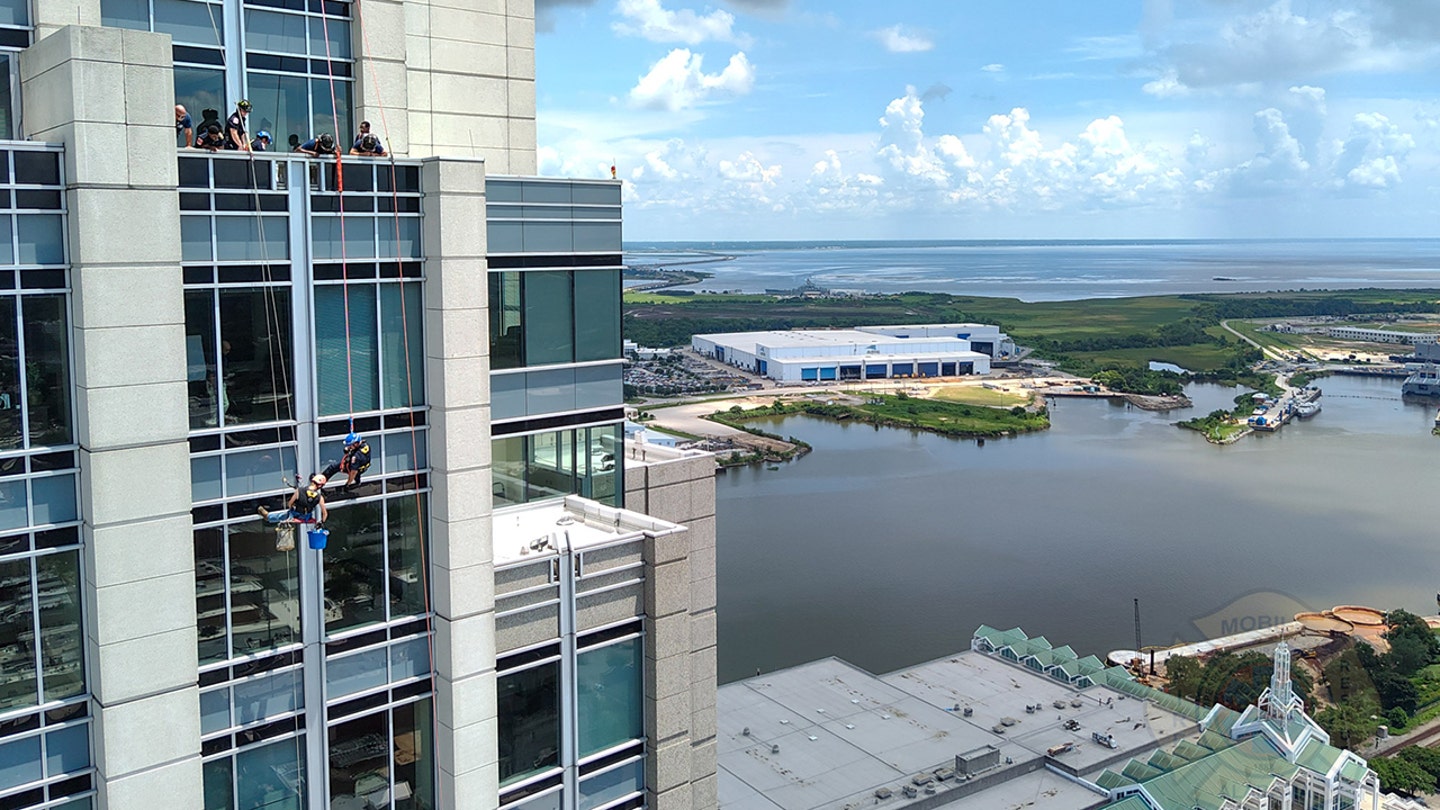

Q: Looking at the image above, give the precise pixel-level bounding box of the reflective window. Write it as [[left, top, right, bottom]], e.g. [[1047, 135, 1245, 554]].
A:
[[314, 279, 423, 418], [174, 65, 226, 147], [154, 0, 223, 46], [0, 55, 13, 140], [579, 759, 644, 810], [203, 736, 306, 810], [194, 523, 301, 664], [577, 638, 643, 758], [492, 425, 622, 508], [327, 698, 433, 810], [185, 288, 295, 429], [0, 551, 83, 711], [246, 71, 310, 153], [243, 1, 355, 150], [322, 494, 428, 635], [498, 663, 560, 786], [487, 270, 622, 369]]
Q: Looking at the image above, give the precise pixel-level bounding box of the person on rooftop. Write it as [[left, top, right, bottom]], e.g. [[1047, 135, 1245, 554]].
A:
[[251, 130, 272, 152], [295, 133, 338, 157], [175, 104, 194, 148], [350, 133, 386, 157], [194, 124, 226, 152], [225, 99, 252, 152]]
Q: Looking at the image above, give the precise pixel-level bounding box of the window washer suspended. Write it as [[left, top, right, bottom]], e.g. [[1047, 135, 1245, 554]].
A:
[[259, 473, 330, 525], [322, 433, 371, 491]]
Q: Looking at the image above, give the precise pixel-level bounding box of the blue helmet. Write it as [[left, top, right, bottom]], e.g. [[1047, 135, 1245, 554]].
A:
[[344, 432, 361, 446], [256, 130, 271, 141]]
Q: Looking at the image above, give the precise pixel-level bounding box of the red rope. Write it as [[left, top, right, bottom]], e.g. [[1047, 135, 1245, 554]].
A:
[[318, 10, 355, 426]]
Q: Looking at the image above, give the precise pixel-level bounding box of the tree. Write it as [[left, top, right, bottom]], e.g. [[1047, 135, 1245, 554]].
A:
[[1316, 700, 1379, 750], [1372, 755, 1436, 796], [1165, 655, 1203, 702]]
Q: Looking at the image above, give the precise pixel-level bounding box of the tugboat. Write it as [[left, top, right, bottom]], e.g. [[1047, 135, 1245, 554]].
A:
[[1402, 364, 1440, 397]]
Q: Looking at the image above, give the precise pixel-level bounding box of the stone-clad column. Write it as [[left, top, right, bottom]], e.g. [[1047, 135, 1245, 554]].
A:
[[626, 446, 719, 810], [20, 26, 201, 810], [353, 0, 410, 156], [29, 0, 102, 41], [420, 156, 498, 810]]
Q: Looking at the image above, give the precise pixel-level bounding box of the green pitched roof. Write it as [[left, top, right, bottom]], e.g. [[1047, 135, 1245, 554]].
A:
[[1099, 796, 1152, 810], [1195, 730, 1233, 752], [1171, 740, 1210, 762], [1096, 770, 1137, 790], [1339, 758, 1369, 783], [973, 625, 1027, 648], [1122, 760, 1163, 782], [1131, 737, 1299, 810]]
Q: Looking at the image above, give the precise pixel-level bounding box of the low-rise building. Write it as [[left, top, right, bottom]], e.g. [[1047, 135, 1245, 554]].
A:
[[692, 327, 995, 383], [718, 626, 1401, 810], [1326, 326, 1440, 345]]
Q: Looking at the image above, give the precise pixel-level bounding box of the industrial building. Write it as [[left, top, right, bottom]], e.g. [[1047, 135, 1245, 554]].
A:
[[718, 627, 1404, 810], [1326, 327, 1439, 345], [0, 3, 716, 810], [852, 324, 1016, 359], [691, 326, 999, 384]]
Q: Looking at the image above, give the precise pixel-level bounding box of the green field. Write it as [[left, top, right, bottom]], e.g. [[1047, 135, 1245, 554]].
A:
[[712, 394, 1048, 439], [1063, 344, 1239, 371], [930, 385, 1030, 407]]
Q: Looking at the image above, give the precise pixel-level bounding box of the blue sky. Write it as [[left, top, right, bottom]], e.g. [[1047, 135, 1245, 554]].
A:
[[534, 1, 1440, 241]]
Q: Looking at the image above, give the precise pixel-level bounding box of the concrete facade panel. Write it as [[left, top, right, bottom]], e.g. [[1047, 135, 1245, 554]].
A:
[[93, 686, 201, 778], [74, 381, 189, 449], [88, 625, 198, 705], [81, 442, 190, 526]]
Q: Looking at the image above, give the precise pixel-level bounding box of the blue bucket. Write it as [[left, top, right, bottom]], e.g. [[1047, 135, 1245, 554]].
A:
[[308, 528, 329, 550]]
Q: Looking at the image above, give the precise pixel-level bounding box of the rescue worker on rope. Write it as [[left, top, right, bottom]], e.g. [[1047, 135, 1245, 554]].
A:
[[259, 474, 330, 524], [322, 433, 371, 491]]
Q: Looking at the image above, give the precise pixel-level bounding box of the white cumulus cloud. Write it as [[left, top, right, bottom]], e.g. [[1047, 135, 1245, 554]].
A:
[[873, 25, 933, 53], [1333, 112, 1414, 189], [612, 0, 746, 45], [628, 49, 755, 110]]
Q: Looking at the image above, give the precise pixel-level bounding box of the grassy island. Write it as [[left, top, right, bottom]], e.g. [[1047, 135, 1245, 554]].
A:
[[709, 393, 1050, 439]]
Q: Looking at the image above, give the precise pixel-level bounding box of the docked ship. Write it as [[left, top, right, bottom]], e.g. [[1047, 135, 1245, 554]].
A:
[[1402, 364, 1440, 397], [1294, 386, 1322, 418]]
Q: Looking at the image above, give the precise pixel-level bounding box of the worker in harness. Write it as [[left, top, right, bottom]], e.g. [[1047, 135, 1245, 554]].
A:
[[322, 433, 371, 491], [259, 474, 330, 525]]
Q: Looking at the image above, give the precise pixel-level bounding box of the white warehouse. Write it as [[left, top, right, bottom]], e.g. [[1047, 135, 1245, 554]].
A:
[[857, 323, 1017, 359], [692, 327, 994, 383]]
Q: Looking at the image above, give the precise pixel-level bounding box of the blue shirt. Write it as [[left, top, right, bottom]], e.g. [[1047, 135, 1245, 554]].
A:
[[176, 113, 193, 144], [298, 137, 337, 155]]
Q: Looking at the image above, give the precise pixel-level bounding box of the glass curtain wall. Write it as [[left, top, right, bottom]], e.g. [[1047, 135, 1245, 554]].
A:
[[181, 152, 434, 810], [0, 0, 31, 139], [0, 148, 93, 810], [98, 0, 354, 153], [492, 425, 622, 508], [487, 269, 621, 369]]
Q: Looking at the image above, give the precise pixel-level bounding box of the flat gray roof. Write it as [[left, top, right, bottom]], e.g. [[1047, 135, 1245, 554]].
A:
[[717, 651, 1201, 810]]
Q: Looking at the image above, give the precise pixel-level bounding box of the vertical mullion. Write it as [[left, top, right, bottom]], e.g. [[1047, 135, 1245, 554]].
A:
[[211, 287, 225, 429], [12, 294, 30, 452], [27, 555, 42, 706], [222, 527, 234, 662]]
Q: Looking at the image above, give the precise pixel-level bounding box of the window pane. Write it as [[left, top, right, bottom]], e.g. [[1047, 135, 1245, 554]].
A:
[[386, 494, 425, 619], [580, 424, 620, 507], [577, 638, 643, 757], [200, 687, 230, 735], [45, 723, 90, 775], [192, 455, 223, 502], [223, 446, 297, 498], [393, 698, 434, 810], [0, 478, 24, 531], [155, 0, 223, 46], [175, 66, 226, 146], [311, 79, 352, 153], [16, 214, 64, 265], [523, 221, 572, 253], [388, 636, 429, 682], [378, 216, 421, 260], [246, 71, 309, 154], [314, 285, 379, 415], [236, 737, 305, 810], [498, 662, 560, 786], [328, 711, 389, 806], [219, 288, 294, 426], [310, 215, 376, 261], [492, 436, 524, 507], [22, 294, 72, 447], [323, 499, 385, 634], [99, 0, 148, 29], [232, 669, 302, 726], [243, 9, 305, 54], [215, 216, 288, 262], [186, 290, 221, 429], [38, 552, 84, 701], [487, 221, 523, 253], [573, 364, 621, 412], [194, 528, 229, 664], [379, 283, 423, 408], [523, 271, 573, 366], [381, 430, 426, 476], [527, 429, 573, 502], [0, 55, 13, 140], [202, 757, 234, 810], [489, 272, 523, 370], [0, 297, 19, 450], [181, 217, 214, 263], [309, 16, 351, 60], [0, 733, 41, 792], [579, 759, 643, 810], [326, 646, 386, 699], [228, 521, 301, 657], [0, 558, 36, 711], [30, 472, 77, 525], [573, 269, 620, 362]]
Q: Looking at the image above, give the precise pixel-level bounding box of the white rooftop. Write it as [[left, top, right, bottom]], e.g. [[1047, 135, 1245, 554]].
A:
[[717, 652, 1201, 810], [698, 329, 969, 354], [491, 495, 681, 565]]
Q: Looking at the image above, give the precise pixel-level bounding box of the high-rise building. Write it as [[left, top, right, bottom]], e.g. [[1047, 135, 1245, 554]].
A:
[[0, 2, 718, 809]]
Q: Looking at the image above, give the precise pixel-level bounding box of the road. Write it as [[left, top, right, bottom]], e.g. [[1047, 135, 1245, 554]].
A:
[[1220, 319, 1286, 361]]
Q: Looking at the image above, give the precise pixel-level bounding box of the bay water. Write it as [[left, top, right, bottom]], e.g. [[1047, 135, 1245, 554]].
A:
[[715, 375, 1439, 683]]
